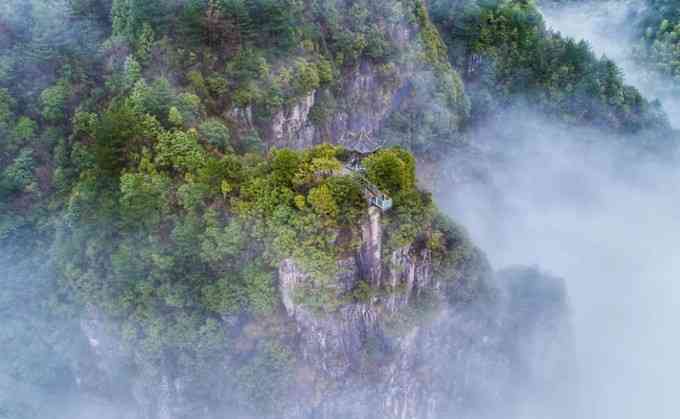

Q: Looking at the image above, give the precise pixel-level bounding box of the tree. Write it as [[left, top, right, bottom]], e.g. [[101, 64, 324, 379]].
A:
[[363, 148, 415, 196], [243, 263, 276, 316], [111, 0, 133, 38], [13, 117, 38, 143], [326, 175, 365, 224], [112, 0, 167, 41], [199, 119, 232, 151], [155, 129, 206, 173], [168, 106, 184, 127], [293, 58, 321, 95], [119, 170, 171, 229], [270, 148, 301, 187], [94, 104, 152, 178], [307, 183, 338, 219], [2, 149, 35, 193], [39, 81, 69, 124], [0, 88, 15, 133], [249, 0, 299, 50]]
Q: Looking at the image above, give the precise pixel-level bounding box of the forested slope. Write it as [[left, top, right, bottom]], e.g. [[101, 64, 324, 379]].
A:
[[0, 0, 669, 418], [429, 0, 670, 133]]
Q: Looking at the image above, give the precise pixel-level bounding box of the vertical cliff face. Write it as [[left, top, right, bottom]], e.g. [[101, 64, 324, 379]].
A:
[[260, 19, 414, 152], [265, 57, 411, 152], [273, 208, 571, 419], [277, 207, 437, 388]]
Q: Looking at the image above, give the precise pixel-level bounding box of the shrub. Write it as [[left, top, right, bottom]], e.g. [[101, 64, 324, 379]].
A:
[[2, 149, 35, 193], [40, 81, 69, 124], [293, 59, 321, 96], [363, 147, 416, 196], [198, 119, 232, 152], [13, 117, 38, 143]]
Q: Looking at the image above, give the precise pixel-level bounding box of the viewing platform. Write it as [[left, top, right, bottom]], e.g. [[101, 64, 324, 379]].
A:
[[342, 156, 393, 212]]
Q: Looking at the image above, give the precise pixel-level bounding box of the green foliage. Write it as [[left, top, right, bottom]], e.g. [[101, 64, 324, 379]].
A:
[[2, 149, 36, 193], [307, 183, 338, 218], [4, 0, 668, 414], [0, 0, 447, 413], [429, 212, 476, 276], [199, 118, 233, 152], [270, 148, 302, 187], [363, 147, 416, 196], [13, 117, 38, 143], [315, 0, 403, 65], [429, 0, 668, 132], [72, 111, 98, 138], [384, 188, 433, 251], [39, 81, 69, 124], [127, 78, 177, 125], [0, 88, 15, 132], [112, 0, 166, 42], [176, 92, 203, 125], [633, 0, 680, 83], [317, 58, 334, 85], [168, 106, 184, 127], [135, 23, 155, 62], [414, 0, 450, 66], [371, 1, 470, 153], [326, 175, 365, 224], [119, 168, 171, 228], [201, 273, 243, 315], [123, 56, 142, 89], [93, 104, 155, 178], [56, 81, 432, 403], [292, 59, 321, 95], [243, 264, 277, 316], [155, 129, 206, 173]]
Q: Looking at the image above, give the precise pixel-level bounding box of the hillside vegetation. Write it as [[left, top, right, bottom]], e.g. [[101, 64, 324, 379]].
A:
[[0, 0, 673, 417]]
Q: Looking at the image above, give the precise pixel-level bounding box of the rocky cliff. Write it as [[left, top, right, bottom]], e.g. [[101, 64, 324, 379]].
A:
[[77, 204, 571, 419], [68, 6, 570, 409], [272, 208, 572, 419], [275, 206, 493, 419], [225, 0, 469, 154]]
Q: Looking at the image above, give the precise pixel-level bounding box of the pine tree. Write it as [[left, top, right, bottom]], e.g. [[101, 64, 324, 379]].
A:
[[111, 0, 132, 38], [216, 0, 254, 54], [203, 0, 226, 48], [235, 0, 255, 47]]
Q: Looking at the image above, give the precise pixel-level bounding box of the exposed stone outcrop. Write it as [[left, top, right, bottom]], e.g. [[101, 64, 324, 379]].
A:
[[268, 91, 317, 150], [277, 207, 435, 386], [255, 3, 471, 155], [359, 206, 383, 286], [270, 208, 573, 419], [273, 205, 481, 419], [263, 58, 409, 152]]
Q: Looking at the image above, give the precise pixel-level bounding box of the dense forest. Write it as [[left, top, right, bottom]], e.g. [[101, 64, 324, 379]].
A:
[[633, 0, 680, 80], [431, 0, 669, 131], [0, 0, 676, 418]]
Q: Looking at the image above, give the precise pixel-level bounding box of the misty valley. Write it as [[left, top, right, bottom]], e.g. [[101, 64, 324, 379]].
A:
[[1, 0, 679, 418]]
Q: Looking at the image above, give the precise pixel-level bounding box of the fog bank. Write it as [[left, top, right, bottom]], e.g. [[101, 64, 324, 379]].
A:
[[439, 110, 680, 418]]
